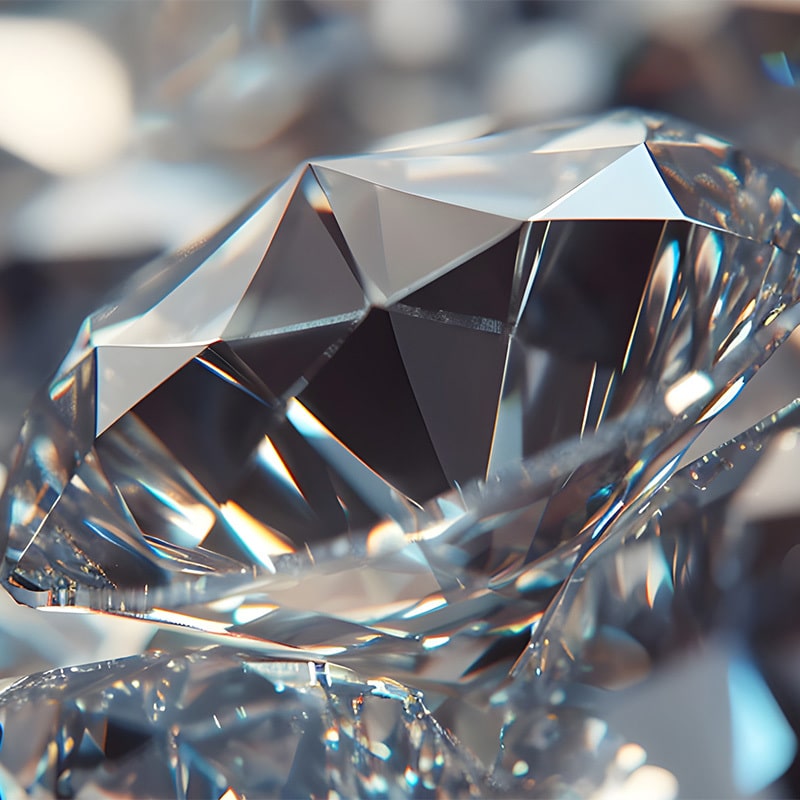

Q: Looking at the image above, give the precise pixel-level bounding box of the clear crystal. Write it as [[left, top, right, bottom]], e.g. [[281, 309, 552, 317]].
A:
[[3, 109, 800, 796], [496, 399, 800, 797], [0, 648, 484, 798], [4, 394, 800, 798]]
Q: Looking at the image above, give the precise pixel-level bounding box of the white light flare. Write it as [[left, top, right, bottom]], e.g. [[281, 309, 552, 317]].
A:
[[664, 371, 714, 416], [0, 17, 132, 174]]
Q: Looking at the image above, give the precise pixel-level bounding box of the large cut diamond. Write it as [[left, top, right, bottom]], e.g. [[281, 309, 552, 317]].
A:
[[3, 108, 800, 704]]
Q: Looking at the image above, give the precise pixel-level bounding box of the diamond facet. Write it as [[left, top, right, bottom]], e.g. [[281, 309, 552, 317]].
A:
[[0, 648, 484, 798], [3, 108, 800, 704]]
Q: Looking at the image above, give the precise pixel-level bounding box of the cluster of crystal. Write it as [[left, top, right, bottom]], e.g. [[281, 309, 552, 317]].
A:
[[3, 109, 800, 699]]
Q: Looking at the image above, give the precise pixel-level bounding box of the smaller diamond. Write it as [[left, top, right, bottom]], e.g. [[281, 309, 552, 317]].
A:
[[0, 648, 484, 799]]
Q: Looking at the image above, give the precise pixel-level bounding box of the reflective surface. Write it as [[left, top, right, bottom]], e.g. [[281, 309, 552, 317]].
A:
[[5, 109, 800, 678], [497, 398, 800, 798], [4, 110, 800, 797], [0, 648, 484, 799], [6, 398, 800, 797]]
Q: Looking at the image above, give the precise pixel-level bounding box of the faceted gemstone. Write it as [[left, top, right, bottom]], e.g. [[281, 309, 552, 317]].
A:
[[3, 108, 800, 704], [0, 648, 484, 799]]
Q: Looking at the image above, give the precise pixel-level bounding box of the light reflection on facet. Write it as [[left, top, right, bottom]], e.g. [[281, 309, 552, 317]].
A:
[[0, 648, 485, 799]]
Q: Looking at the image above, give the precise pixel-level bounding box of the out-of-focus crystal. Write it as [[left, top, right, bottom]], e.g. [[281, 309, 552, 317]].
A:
[[497, 399, 800, 798]]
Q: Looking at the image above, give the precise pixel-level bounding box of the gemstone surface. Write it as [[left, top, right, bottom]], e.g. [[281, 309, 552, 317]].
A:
[[4, 400, 800, 798], [0, 648, 484, 798], [3, 109, 800, 796], [494, 398, 800, 798]]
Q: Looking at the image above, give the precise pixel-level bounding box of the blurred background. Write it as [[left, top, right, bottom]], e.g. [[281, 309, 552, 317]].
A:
[[2, 1, 800, 797]]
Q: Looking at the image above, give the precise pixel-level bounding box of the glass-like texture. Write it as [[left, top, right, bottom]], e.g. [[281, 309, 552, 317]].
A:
[[3, 110, 800, 798]]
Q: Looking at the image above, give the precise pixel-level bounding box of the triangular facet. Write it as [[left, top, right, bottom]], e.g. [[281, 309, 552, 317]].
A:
[[538, 144, 684, 221], [376, 119, 576, 159], [314, 145, 637, 221], [534, 112, 647, 153], [223, 167, 367, 340], [299, 309, 449, 502], [128, 349, 276, 502], [399, 230, 520, 323], [371, 186, 513, 302], [390, 310, 508, 485], [101, 178, 296, 348], [228, 318, 358, 398], [90, 182, 294, 343], [316, 164, 517, 303], [395, 110, 647, 158], [308, 166, 388, 304], [96, 344, 201, 435]]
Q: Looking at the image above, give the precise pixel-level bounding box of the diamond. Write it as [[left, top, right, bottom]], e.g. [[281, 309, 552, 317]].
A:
[[3, 109, 800, 705], [4, 398, 800, 797], [0, 648, 484, 798], [4, 109, 800, 798]]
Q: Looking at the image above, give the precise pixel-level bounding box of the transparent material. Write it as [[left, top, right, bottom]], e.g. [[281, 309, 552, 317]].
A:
[[2, 109, 800, 797]]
